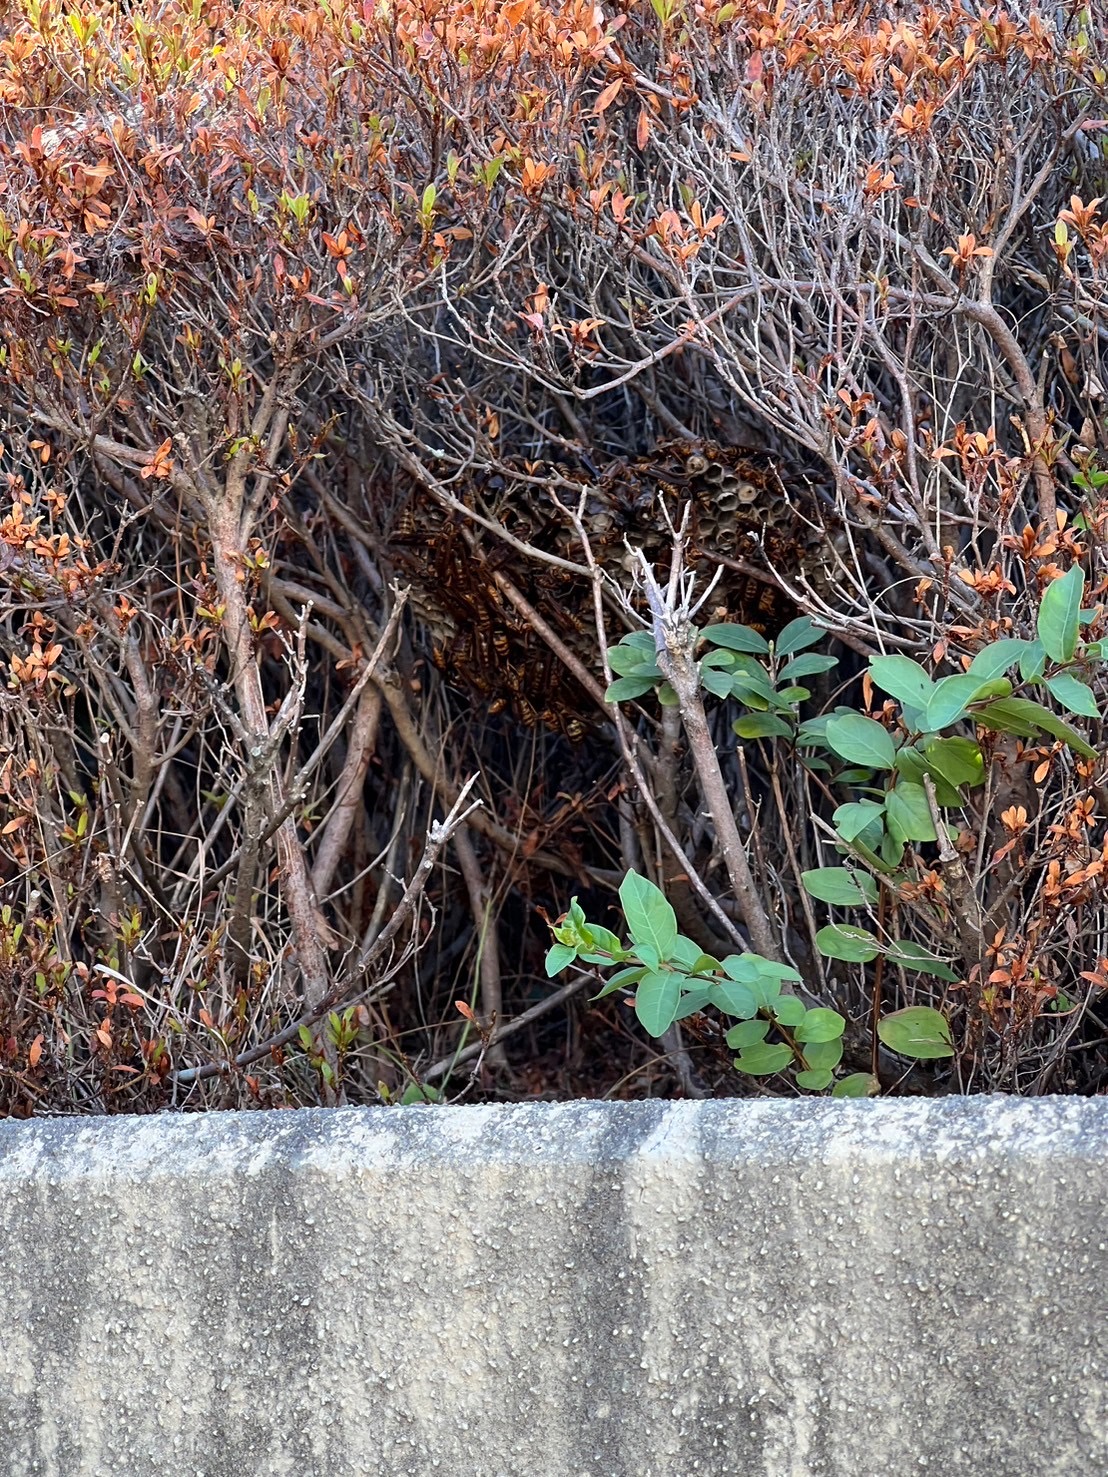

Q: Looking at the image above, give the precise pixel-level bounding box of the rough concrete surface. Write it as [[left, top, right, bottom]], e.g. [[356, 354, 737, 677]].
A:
[[0, 1097, 1104, 1477]]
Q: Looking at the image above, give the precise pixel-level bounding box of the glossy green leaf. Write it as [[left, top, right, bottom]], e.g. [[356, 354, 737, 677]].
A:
[[975, 697, 1095, 757], [816, 924, 880, 962], [884, 783, 938, 844], [895, 746, 961, 807], [801, 867, 878, 906], [877, 1005, 954, 1060], [832, 1072, 880, 1098], [607, 642, 661, 677], [725, 1018, 771, 1049], [771, 994, 806, 1027], [868, 654, 934, 707], [605, 675, 656, 703], [1046, 672, 1100, 719], [734, 1042, 794, 1076], [714, 978, 758, 1018], [967, 639, 1032, 683], [669, 935, 707, 970], [703, 622, 770, 654], [545, 942, 577, 977], [400, 1083, 442, 1105], [922, 736, 985, 790], [801, 1037, 844, 1071], [633, 969, 682, 1037], [673, 987, 713, 1021], [1019, 640, 1047, 682], [1038, 565, 1084, 663], [701, 648, 739, 669], [794, 1007, 847, 1043], [700, 664, 736, 699], [591, 966, 646, 1000], [832, 799, 886, 843], [778, 652, 839, 683], [921, 673, 989, 732], [884, 940, 959, 981], [734, 713, 795, 740], [774, 616, 825, 655], [825, 714, 897, 769], [619, 872, 678, 959], [795, 1067, 834, 1091]]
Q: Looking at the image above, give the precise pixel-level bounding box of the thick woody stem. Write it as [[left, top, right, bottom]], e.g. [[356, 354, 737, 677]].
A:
[[637, 546, 781, 961]]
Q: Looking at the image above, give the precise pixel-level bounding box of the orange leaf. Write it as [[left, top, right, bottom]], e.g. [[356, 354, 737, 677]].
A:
[[28, 1034, 42, 1068], [455, 1000, 476, 1022], [636, 108, 651, 149], [594, 78, 623, 115]]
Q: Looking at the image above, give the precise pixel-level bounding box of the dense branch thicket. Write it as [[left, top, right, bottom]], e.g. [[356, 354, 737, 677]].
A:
[[0, 0, 1106, 1111]]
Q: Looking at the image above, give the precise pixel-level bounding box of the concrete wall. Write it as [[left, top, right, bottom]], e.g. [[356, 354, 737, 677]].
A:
[[0, 1097, 1104, 1477]]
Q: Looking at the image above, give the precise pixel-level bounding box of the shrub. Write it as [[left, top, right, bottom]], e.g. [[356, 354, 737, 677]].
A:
[[0, 0, 1105, 1109]]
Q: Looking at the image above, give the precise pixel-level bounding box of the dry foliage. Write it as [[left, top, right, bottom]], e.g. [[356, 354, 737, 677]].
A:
[[0, 0, 1106, 1111]]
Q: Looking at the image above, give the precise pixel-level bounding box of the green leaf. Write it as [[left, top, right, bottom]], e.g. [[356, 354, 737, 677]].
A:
[[670, 935, 706, 970], [970, 678, 1015, 703], [771, 994, 806, 1026], [1046, 672, 1100, 719], [1038, 565, 1084, 663], [634, 969, 682, 1037], [400, 1083, 442, 1104], [922, 736, 985, 790], [976, 698, 1095, 758], [721, 954, 759, 982], [868, 655, 934, 707], [774, 616, 824, 655], [734, 1042, 794, 1076], [968, 639, 1032, 683], [884, 940, 959, 981], [545, 942, 577, 976], [1019, 640, 1047, 683], [921, 673, 989, 732], [725, 1018, 771, 1049], [591, 965, 646, 1000], [734, 712, 795, 740], [894, 746, 961, 807], [605, 675, 656, 703], [816, 924, 880, 962], [884, 783, 938, 844], [778, 652, 838, 683], [607, 642, 661, 677], [832, 799, 886, 844], [714, 979, 758, 1018], [619, 872, 678, 958], [801, 867, 878, 906], [749, 956, 804, 984], [801, 1037, 844, 1071], [701, 665, 735, 698], [794, 1008, 846, 1043], [825, 714, 897, 769], [832, 1072, 879, 1098], [703, 623, 770, 654], [701, 648, 739, 669], [673, 987, 713, 1020], [795, 1067, 834, 1091], [635, 942, 660, 972], [878, 1006, 954, 1060], [657, 682, 679, 706]]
